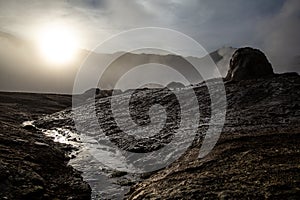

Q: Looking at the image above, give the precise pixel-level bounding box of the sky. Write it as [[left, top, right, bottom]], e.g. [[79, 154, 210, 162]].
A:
[[0, 0, 299, 93], [0, 0, 290, 51]]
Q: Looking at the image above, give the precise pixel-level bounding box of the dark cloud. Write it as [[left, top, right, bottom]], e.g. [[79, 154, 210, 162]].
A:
[[0, 0, 289, 52]]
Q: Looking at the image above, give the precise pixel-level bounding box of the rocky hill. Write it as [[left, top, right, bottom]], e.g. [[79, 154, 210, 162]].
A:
[[124, 48, 300, 199], [30, 70, 300, 199], [126, 72, 300, 199], [1, 48, 299, 199]]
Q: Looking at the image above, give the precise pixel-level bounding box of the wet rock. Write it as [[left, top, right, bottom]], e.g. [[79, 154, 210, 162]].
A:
[[34, 141, 49, 147], [0, 92, 91, 200], [110, 170, 128, 178], [116, 178, 135, 186], [125, 72, 300, 199], [15, 138, 29, 143], [21, 68, 300, 199], [225, 47, 274, 81]]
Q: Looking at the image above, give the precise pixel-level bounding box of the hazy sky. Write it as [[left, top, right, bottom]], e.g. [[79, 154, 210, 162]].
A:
[[0, 0, 297, 51], [0, 0, 299, 93]]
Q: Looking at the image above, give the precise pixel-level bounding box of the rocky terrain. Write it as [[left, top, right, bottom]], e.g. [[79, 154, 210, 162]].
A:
[[0, 92, 91, 200], [125, 48, 300, 199], [29, 71, 300, 199], [126, 72, 300, 199], [1, 48, 299, 199]]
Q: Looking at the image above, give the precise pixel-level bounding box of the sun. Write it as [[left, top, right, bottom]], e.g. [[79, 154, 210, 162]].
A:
[[36, 24, 79, 65]]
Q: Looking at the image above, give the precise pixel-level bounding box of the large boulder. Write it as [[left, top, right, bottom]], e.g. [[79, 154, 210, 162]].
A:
[[167, 81, 185, 89], [225, 47, 274, 81]]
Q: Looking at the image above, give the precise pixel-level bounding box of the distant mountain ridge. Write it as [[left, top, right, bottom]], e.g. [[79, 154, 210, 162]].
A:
[[0, 30, 236, 92], [82, 47, 236, 90]]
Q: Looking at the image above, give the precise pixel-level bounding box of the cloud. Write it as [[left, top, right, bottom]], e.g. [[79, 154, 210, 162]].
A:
[[257, 0, 300, 72], [0, 0, 285, 52], [0, 31, 81, 93], [0, 0, 299, 93]]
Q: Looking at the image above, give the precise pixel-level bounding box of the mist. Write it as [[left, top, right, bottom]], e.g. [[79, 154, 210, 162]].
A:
[[0, 0, 299, 93], [258, 0, 300, 73]]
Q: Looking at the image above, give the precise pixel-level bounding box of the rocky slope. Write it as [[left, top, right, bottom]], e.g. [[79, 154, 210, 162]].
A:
[[31, 72, 300, 199], [0, 92, 91, 200], [2, 45, 299, 199], [126, 72, 300, 199]]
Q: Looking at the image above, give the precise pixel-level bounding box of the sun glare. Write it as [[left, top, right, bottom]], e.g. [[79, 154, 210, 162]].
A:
[[37, 24, 79, 65]]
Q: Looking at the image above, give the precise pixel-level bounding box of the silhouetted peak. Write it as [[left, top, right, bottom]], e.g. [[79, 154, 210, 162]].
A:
[[225, 47, 274, 81]]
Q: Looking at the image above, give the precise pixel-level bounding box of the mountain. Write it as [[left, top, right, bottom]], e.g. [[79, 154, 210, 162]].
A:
[[74, 47, 236, 91], [0, 30, 235, 93]]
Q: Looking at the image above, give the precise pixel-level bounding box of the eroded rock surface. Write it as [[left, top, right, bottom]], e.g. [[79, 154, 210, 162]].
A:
[[126, 73, 300, 199], [32, 72, 300, 199], [225, 47, 274, 81], [0, 93, 91, 200]]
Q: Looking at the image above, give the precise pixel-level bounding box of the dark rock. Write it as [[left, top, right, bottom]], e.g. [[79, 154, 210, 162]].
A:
[[110, 170, 128, 178], [23, 124, 36, 131], [125, 72, 300, 199], [21, 185, 44, 200], [83, 88, 100, 96], [0, 92, 91, 200], [166, 81, 185, 89], [116, 178, 135, 186], [11, 71, 300, 199], [78, 88, 123, 101], [225, 47, 274, 81]]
